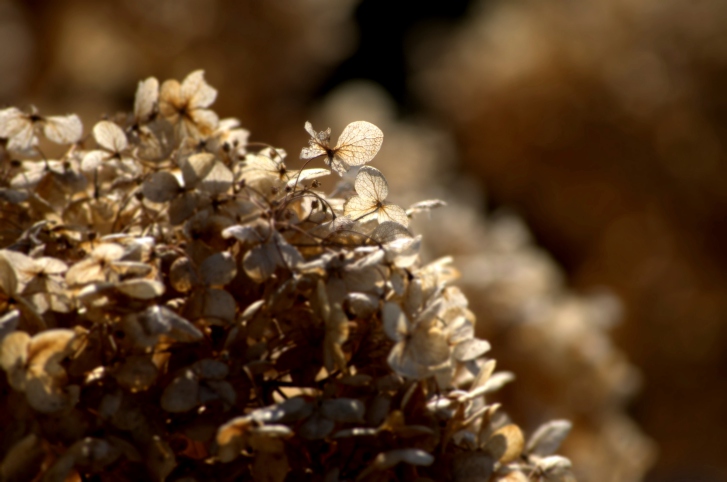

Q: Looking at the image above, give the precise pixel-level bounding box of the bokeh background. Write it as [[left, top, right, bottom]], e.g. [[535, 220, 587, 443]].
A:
[[1, 0, 726, 480]]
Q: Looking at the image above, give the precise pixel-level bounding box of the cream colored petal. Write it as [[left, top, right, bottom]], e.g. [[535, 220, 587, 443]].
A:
[[354, 166, 388, 201], [333, 121, 383, 167], [159, 79, 182, 119], [190, 108, 219, 133], [81, 150, 110, 171], [65, 259, 104, 286], [0, 107, 26, 138], [134, 76, 159, 123], [379, 203, 409, 227], [182, 70, 217, 108], [7, 122, 37, 152], [343, 195, 377, 223], [43, 114, 82, 144], [304, 121, 318, 138], [93, 120, 127, 153]]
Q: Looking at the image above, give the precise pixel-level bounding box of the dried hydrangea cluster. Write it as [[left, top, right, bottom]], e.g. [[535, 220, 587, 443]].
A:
[[0, 71, 575, 481]]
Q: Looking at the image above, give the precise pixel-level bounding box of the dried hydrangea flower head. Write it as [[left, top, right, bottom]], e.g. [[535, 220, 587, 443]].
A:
[[0, 71, 576, 481]]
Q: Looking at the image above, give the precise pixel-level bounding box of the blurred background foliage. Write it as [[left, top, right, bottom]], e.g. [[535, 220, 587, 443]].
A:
[[1, 0, 725, 480]]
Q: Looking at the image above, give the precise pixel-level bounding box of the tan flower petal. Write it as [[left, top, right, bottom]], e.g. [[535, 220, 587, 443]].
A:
[[43, 114, 82, 144], [134, 76, 159, 123], [93, 120, 127, 153]]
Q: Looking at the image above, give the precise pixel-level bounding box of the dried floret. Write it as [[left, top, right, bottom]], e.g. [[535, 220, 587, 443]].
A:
[[0, 107, 82, 153], [300, 120, 383, 175], [383, 300, 451, 381], [81, 120, 137, 176], [143, 152, 233, 224], [159, 70, 218, 139], [344, 166, 409, 227], [65, 243, 125, 286]]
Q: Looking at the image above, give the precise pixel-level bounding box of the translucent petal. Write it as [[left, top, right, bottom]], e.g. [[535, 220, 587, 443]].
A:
[[189, 108, 219, 133], [379, 203, 409, 227], [300, 145, 327, 161], [134, 76, 159, 123], [7, 122, 37, 152], [182, 70, 217, 108], [371, 221, 412, 243], [43, 114, 82, 144], [343, 195, 377, 223], [354, 166, 388, 201], [0, 107, 25, 137], [333, 121, 383, 168], [303, 121, 317, 138], [93, 120, 127, 153]]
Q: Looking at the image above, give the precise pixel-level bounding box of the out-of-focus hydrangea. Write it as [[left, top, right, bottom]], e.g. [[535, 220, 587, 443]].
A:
[[415, 0, 727, 477], [0, 71, 575, 481]]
